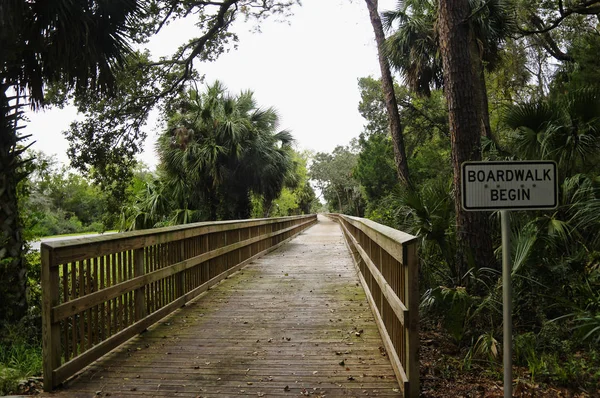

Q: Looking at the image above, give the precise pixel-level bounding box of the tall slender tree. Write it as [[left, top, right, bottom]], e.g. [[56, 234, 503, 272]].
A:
[[437, 0, 495, 279], [363, 0, 413, 189]]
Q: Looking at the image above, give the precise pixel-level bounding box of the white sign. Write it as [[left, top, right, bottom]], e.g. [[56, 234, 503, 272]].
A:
[[461, 161, 558, 211]]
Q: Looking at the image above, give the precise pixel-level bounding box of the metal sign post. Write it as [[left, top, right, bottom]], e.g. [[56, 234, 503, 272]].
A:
[[501, 210, 512, 398], [461, 161, 558, 398]]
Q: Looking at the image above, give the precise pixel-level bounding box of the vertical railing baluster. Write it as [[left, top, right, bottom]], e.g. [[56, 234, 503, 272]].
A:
[[177, 241, 185, 299], [134, 247, 146, 322]]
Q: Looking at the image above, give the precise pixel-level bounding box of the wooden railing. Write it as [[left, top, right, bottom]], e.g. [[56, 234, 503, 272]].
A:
[[41, 214, 317, 390], [327, 214, 419, 397]]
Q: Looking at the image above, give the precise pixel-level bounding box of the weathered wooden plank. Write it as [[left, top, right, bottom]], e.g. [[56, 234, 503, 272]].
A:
[[133, 248, 146, 322]]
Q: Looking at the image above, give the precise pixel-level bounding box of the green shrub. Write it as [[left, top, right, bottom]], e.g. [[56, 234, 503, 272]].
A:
[[0, 364, 20, 396], [421, 286, 476, 343]]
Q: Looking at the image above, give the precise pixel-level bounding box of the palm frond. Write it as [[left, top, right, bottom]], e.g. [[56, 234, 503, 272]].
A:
[[511, 223, 538, 276]]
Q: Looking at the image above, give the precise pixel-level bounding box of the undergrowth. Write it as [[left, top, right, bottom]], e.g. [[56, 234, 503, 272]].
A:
[[0, 322, 43, 395]]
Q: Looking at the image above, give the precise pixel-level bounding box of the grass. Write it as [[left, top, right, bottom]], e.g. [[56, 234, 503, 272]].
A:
[[40, 230, 118, 239], [0, 325, 42, 395]]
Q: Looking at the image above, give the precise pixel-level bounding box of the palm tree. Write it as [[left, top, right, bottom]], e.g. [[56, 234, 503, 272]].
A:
[[0, 0, 143, 323], [152, 82, 295, 224], [382, 0, 442, 97]]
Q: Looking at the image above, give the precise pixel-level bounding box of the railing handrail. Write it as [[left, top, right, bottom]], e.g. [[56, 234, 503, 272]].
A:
[[327, 213, 419, 398], [340, 215, 418, 245], [42, 214, 317, 391], [43, 215, 310, 254]]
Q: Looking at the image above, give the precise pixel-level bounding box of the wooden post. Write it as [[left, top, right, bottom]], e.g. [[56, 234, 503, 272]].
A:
[[42, 246, 61, 391], [133, 248, 146, 322], [238, 229, 242, 264], [404, 241, 419, 397]]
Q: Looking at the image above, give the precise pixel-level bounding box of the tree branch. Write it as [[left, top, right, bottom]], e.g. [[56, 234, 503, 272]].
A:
[[518, 0, 600, 35]]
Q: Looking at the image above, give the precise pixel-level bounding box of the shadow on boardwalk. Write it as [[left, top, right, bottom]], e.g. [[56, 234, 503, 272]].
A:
[[47, 215, 401, 397]]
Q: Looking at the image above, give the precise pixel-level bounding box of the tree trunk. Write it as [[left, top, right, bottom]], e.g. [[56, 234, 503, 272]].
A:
[[335, 188, 344, 214], [476, 61, 494, 141], [437, 0, 495, 282], [0, 85, 28, 324], [364, 0, 412, 189], [469, 41, 498, 145]]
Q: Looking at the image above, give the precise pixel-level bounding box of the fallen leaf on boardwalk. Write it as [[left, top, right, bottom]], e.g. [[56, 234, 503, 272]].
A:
[[313, 371, 318, 374], [284, 385, 290, 391], [258, 393, 265, 397], [338, 360, 345, 366], [378, 346, 387, 356]]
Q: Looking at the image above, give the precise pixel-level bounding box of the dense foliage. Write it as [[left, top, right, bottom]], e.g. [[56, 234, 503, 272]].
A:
[[19, 152, 117, 239], [119, 82, 311, 230]]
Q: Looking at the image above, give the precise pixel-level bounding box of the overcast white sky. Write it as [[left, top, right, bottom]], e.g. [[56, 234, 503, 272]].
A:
[[24, 0, 396, 170]]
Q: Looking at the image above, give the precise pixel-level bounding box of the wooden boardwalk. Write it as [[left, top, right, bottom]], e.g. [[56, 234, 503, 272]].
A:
[[48, 216, 402, 397]]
